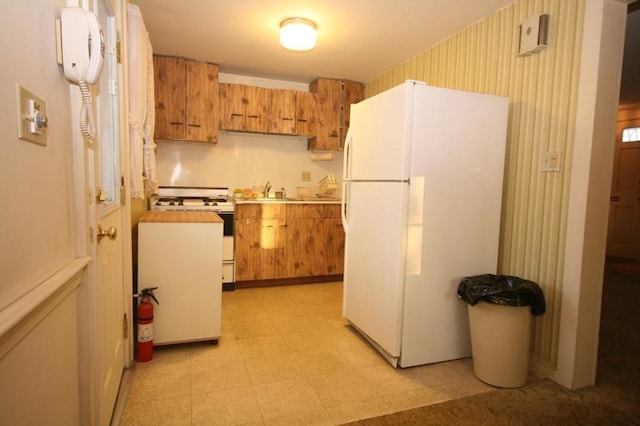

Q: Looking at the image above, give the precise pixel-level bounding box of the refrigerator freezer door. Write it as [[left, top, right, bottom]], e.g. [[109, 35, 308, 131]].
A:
[[342, 181, 409, 360], [346, 82, 415, 182]]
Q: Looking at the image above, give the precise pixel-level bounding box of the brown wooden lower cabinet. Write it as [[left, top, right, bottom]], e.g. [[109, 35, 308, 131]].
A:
[[235, 203, 344, 282]]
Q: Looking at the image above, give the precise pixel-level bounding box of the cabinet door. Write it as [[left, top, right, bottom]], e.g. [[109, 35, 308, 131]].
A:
[[268, 89, 296, 134], [296, 91, 316, 136], [341, 80, 364, 148], [235, 204, 287, 280], [309, 78, 341, 150], [186, 61, 219, 143], [245, 86, 269, 133], [235, 218, 262, 280], [219, 83, 246, 131], [153, 56, 186, 140], [281, 218, 315, 278], [323, 217, 345, 275]]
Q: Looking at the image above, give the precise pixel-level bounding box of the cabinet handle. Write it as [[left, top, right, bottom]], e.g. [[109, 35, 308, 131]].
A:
[[231, 113, 243, 117], [279, 223, 288, 228], [187, 124, 201, 127], [247, 115, 259, 119], [297, 119, 308, 123], [262, 225, 274, 228], [282, 118, 294, 121], [170, 121, 184, 125]]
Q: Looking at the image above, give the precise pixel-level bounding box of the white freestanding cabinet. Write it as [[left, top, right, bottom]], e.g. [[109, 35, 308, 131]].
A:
[[138, 211, 223, 345]]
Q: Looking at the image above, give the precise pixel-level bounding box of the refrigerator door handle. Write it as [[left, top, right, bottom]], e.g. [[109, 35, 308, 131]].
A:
[[343, 126, 353, 181], [341, 180, 349, 233]]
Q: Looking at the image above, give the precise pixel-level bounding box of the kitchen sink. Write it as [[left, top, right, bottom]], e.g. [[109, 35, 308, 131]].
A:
[[286, 197, 341, 202]]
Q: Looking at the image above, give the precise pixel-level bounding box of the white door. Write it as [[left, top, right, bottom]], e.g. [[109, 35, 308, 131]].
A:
[[607, 119, 640, 259], [92, 2, 125, 424]]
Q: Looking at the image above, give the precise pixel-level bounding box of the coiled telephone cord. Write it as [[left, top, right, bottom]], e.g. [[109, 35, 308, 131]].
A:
[[78, 79, 97, 143]]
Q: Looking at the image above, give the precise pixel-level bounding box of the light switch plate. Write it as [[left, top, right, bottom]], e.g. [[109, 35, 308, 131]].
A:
[[540, 150, 560, 172], [16, 84, 48, 146]]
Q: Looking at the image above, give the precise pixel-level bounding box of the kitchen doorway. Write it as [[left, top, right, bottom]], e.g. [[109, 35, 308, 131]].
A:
[[606, 119, 640, 260]]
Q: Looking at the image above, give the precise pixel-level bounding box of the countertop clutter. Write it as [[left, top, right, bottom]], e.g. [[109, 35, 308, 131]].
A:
[[233, 174, 340, 203]]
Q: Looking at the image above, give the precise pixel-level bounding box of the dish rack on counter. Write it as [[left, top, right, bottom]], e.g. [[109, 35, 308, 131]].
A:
[[319, 174, 338, 198]]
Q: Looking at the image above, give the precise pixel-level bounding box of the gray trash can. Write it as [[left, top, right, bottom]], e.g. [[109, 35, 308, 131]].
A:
[[457, 274, 546, 388]]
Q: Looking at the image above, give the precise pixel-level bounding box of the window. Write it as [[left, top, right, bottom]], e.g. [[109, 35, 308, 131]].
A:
[[621, 127, 640, 143]]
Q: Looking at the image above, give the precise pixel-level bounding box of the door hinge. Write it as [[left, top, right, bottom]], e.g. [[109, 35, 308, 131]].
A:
[[123, 313, 128, 339], [120, 175, 127, 206], [116, 40, 122, 64], [108, 79, 117, 95]]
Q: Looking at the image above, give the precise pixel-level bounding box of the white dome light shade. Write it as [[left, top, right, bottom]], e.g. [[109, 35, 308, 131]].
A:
[[280, 18, 317, 51]]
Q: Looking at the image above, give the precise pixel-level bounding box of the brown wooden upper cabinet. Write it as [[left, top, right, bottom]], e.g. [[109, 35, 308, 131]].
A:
[[219, 83, 269, 133], [153, 55, 219, 143], [267, 90, 317, 136], [295, 91, 317, 136], [308, 78, 364, 151], [268, 89, 296, 134]]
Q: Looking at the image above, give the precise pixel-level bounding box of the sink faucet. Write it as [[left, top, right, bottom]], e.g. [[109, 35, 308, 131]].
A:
[[264, 181, 272, 198]]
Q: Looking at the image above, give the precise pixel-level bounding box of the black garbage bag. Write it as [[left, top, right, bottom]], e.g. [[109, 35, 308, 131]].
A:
[[457, 274, 546, 316]]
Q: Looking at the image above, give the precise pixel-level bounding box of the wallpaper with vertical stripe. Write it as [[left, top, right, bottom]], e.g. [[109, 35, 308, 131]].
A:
[[365, 0, 586, 366]]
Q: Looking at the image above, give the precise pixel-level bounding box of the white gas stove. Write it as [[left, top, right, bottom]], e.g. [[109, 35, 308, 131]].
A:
[[151, 186, 235, 289], [152, 186, 234, 213]]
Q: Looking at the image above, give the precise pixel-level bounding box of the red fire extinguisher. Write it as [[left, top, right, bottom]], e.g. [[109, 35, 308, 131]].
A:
[[137, 287, 159, 362]]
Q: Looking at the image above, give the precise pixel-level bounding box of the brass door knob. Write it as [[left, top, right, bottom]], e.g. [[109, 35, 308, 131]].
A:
[[96, 225, 117, 242]]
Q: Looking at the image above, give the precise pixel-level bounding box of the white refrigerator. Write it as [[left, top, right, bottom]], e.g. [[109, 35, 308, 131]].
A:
[[341, 80, 509, 368]]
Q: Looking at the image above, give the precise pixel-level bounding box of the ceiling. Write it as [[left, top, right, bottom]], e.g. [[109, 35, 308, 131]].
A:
[[134, 0, 514, 84], [135, 0, 638, 105]]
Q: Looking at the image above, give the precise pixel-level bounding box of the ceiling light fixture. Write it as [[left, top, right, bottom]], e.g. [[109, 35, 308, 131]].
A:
[[280, 17, 317, 51]]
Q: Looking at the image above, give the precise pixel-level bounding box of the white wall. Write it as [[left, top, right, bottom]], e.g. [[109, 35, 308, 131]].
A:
[[155, 132, 344, 196], [0, 291, 80, 426], [155, 73, 344, 196], [0, 1, 84, 424], [0, 0, 75, 309]]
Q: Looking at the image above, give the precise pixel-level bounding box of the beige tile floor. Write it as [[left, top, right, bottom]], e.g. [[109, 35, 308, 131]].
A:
[[117, 282, 494, 425]]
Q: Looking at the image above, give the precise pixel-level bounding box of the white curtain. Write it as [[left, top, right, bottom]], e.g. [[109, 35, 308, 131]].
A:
[[127, 4, 157, 199], [143, 37, 158, 195]]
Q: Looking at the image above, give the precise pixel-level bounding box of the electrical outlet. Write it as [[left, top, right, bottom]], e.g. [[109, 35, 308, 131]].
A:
[[302, 171, 311, 181], [540, 150, 560, 172]]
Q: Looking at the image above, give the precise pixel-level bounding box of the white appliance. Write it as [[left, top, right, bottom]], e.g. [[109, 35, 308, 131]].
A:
[[151, 186, 235, 289], [341, 80, 509, 368]]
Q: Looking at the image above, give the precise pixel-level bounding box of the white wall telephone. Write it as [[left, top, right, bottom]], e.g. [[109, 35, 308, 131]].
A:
[[60, 7, 105, 142], [61, 7, 104, 84]]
